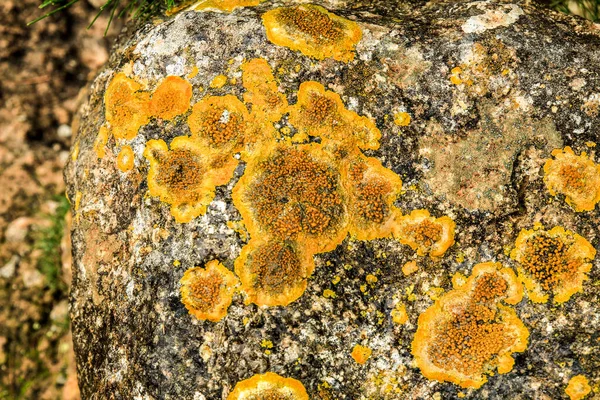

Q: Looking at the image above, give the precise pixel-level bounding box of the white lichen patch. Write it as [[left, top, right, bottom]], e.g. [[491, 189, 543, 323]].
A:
[[462, 4, 524, 34]]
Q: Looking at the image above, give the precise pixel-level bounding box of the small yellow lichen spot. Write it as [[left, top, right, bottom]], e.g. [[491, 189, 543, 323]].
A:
[[143, 137, 238, 223], [173, 260, 181, 267], [510, 225, 596, 304], [450, 67, 463, 85], [117, 145, 135, 172], [332, 275, 341, 285], [585, 141, 596, 148], [393, 112, 411, 127], [543, 146, 600, 211], [180, 260, 239, 322], [323, 289, 337, 298], [260, 339, 274, 349], [262, 4, 362, 62], [210, 74, 228, 88], [94, 126, 109, 159], [187, 66, 199, 79], [393, 209, 456, 258], [402, 260, 418, 276], [149, 76, 192, 120], [195, 0, 265, 13], [360, 284, 367, 293], [351, 344, 372, 365], [74, 191, 82, 211], [71, 141, 80, 162], [227, 372, 309, 400], [565, 375, 592, 400], [104, 72, 150, 140], [391, 303, 408, 325], [457, 392, 466, 398], [366, 274, 378, 284], [412, 262, 528, 389]]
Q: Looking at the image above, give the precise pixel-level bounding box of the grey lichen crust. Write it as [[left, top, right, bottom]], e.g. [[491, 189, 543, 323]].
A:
[[65, 0, 600, 399]]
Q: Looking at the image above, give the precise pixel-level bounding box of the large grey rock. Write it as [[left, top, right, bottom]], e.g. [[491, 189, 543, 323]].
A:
[[65, 1, 600, 399]]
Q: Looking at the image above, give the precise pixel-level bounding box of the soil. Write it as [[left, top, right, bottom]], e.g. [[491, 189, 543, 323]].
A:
[[0, 1, 121, 398]]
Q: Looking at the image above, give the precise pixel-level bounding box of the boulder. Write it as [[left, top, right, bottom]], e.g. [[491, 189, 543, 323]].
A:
[[65, 0, 600, 398]]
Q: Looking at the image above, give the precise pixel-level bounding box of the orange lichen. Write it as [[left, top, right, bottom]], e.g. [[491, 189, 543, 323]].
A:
[[235, 238, 314, 307], [566, 375, 592, 400], [351, 344, 372, 364], [341, 153, 403, 240], [143, 137, 238, 223], [288, 81, 381, 152], [510, 226, 596, 303], [241, 58, 288, 122], [195, 0, 265, 13], [117, 145, 135, 172], [94, 126, 109, 159], [402, 260, 418, 276], [543, 146, 600, 212], [412, 262, 528, 389], [227, 372, 309, 400], [210, 74, 228, 88], [149, 76, 192, 120], [393, 209, 455, 258], [104, 72, 150, 140], [233, 144, 347, 254], [262, 4, 362, 62], [188, 95, 250, 153], [180, 260, 239, 322]]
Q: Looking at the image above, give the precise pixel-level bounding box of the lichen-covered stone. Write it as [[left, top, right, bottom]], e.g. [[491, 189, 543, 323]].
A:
[[65, 1, 600, 398]]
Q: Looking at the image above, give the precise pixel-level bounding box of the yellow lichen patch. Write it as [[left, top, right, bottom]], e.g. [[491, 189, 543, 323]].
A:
[[210, 74, 228, 88], [241, 58, 288, 122], [510, 226, 596, 304], [117, 145, 135, 172], [232, 143, 347, 255], [393, 112, 411, 127], [227, 372, 309, 400], [391, 303, 408, 325], [566, 375, 592, 400], [143, 137, 238, 223], [412, 262, 528, 389], [187, 66, 199, 79], [262, 4, 361, 62], [543, 146, 600, 212], [402, 260, 418, 276], [104, 72, 150, 140], [149, 76, 192, 120], [235, 238, 314, 307], [94, 126, 109, 159], [351, 344, 372, 365], [180, 260, 239, 322], [341, 153, 403, 240], [195, 0, 264, 13], [288, 81, 381, 152], [188, 95, 250, 152], [393, 209, 455, 258]]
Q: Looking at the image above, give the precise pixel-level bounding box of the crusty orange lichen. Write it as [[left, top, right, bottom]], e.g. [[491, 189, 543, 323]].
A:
[[565, 375, 592, 400], [393, 209, 455, 258], [195, 0, 265, 13], [351, 344, 372, 364], [241, 58, 288, 122], [412, 262, 528, 389], [180, 260, 239, 322], [94, 126, 109, 159], [228, 372, 309, 400], [188, 95, 250, 153], [117, 145, 135, 172], [288, 81, 381, 152], [233, 143, 347, 255], [235, 238, 314, 307], [104, 72, 150, 140], [341, 153, 403, 240], [543, 146, 600, 212], [143, 136, 238, 223], [262, 4, 362, 62], [148, 76, 192, 120], [510, 225, 596, 303]]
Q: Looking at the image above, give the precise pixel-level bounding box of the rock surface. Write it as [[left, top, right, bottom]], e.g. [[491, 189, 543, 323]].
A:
[[65, 1, 600, 399]]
